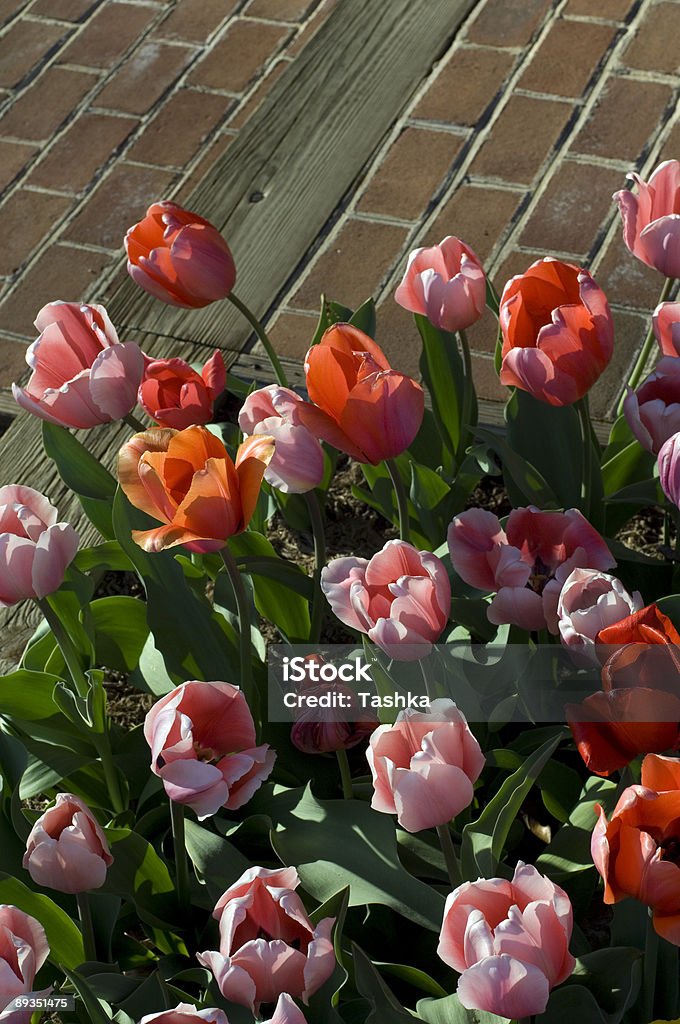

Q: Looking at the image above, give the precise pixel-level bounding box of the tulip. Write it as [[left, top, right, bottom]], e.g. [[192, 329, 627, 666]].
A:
[[291, 682, 378, 755], [139, 351, 226, 430], [262, 994, 308, 1024], [12, 301, 145, 429], [125, 201, 236, 308], [498, 258, 613, 406], [238, 385, 324, 493], [23, 793, 113, 894], [0, 906, 50, 1024], [198, 866, 335, 1013], [448, 506, 614, 634], [394, 236, 486, 333], [653, 300, 680, 358], [614, 160, 680, 278], [623, 356, 680, 454], [144, 681, 274, 819], [591, 755, 680, 943], [297, 324, 424, 464], [321, 540, 451, 660], [659, 430, 680, 507], [557, 568, 642, 654], [0, 485, 78, 608], [117, 424, 274, 553], [438, 863, 574, 1018], [366, 699, 484, 833], [140, 1005, 229, 1024]]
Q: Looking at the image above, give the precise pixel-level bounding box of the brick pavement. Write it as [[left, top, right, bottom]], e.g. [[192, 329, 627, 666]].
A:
[[0, 0, 679, 421]]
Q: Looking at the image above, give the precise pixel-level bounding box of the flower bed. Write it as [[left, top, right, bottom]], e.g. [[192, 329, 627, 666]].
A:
[[2, 165, 680, 1024]]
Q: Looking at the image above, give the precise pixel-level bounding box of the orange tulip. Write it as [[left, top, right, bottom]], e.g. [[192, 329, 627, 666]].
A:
[[298, 324, 424, 464], [117, 425, 274, 553], [592, 753, 680, 944]]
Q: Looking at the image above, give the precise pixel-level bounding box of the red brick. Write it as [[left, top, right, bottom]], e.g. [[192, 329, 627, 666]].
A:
[[428, 184, 525, 262], [0, 190, 72, 276], [157, 0, 236, 43], [0, 67, 95, 141], [174, 132, 236, 202], [595, 229, 663, 311], [291, 218, 409, 311], [266, 310, 319, 359], [0, 140, 36, 193], [228, 60, 288, 129], [622, 3, 680, 74], [519, 162, 622, 256], [590, 309, 647, 418], [520, 20, 616, 98], [373, 298, 420, 377], [64, 162, 175, 249], [0, 19, 67, 89], [29, 112, 138, 192], [572, 77, 672, 162], [565, 0, 636, 19], [0, 339, 31, 386], [0, 243, 113, 341], [467, 0, 553, 47], [95, 41, 194, 116], [413, 46, 516, 127], [188, 19, 291, 92], [127, 89, 230, 167], [462, 306, 501, 356], [58, 3, 155, 68], [492, 248, 547, 295], [358, 127, 462, 220], [472, 352, 506, 403], [30, 0, 98, 20], [471, 95, 573, 184], [659, 120, 680, 164], [245, 0, 319, 21], [287, 0, 339, 56]]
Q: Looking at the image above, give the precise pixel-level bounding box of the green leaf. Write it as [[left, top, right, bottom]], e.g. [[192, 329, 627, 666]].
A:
[[42, 422, 117, 500], [0, 670, 62, 720], [418, 992, 509, 1024], [310, 295, 354, 346], [102, 827, 178, 927], [415, 313, 466, 464], [184, 819, 251, 898], [90, 596, 149, 673], [475, 427, 560, 509], [538, 948, 642, 1024], [228, 532, 311, 642], [352, 944, 416, 1023], [74, 542, 133, 575], [601, 440, 654, 497], [350, 297, 377, 337], [62, 966, 113, 1022], [0, 873, 84, 968], [537, 776, 617, 881]]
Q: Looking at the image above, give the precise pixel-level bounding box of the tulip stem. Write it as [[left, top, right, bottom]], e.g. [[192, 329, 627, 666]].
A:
[[228, 291, 289, 387], [219, 544, 258, 719], [385, 459, 411, 543], [436, 823, 462, 890], [304, 490, 327, 643], [644, 908, 659, 1023], [458, 328, 475, 460], [36, 597, 89, 699], [76, 892, 97, 963], [575, 395, 592, 519], [336, 748, 354, 800], [123, 412, 146, 432], [617, 276, 675, 415], [169, 800, 190, 912]]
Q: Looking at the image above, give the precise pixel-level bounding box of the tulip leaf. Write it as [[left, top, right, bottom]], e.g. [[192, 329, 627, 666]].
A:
[[311, 295, 355, 347], [42, 421, 118, 537], [474, 426, 560, 509], [183, 819, 251, 898], [415, 313, 467, 467], [102, 827, 178, 928], [0, 873, 85, 968], [61, 966, 114, 1023], [417, 992, 509, 1024], [74, 541, 133, 575], [0, 670, 62, 720], [350, 297, 377, 338], [352, 943, 417, 1023], [90, 596, 150, 674], [538, 948, 642, 1024], [228, 532, 311, 642]]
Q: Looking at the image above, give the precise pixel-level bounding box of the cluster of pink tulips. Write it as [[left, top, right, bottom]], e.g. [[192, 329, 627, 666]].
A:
[[1, 161, 680, 1024]]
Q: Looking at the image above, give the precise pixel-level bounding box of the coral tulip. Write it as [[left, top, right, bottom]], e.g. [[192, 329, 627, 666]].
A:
[[448, 506, 614, 634], [12, 301, 145, 429], [125, 201, 236, 308], [653, 301, 680, 358], [23, 794, 113, 894], [658, 430, 680, 507], [239, 385, 324, 493], [366, 699, 484, 832], [0, 906, 50, 1024], [321, 540, 451, 660], [117, 424, 274, 553], [614, 160, 680, 278], [557, 568, 642, 654], [140, 1005, 229, 1024], [623, 356, 680, 454], [298, 324, 424, 463], [394, 236, 486, 333], [144, 681, 275, 819], [438, 863, 575, 1018], [139, 351, 226, 430], [0, 485, 78, 608], [498, 258, 613, 406], [198, 866, 335, 1013]]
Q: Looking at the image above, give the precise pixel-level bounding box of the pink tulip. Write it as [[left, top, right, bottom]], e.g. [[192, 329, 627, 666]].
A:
[[140, 1005, 229, 1024], [437, 863, 575, 1018], [198, 866, 335, 1014], [659, 431, 680, 507], [0, 906, 50, 1024], [557, 568, 642, 654], [654, 301, 680, 357], [394, 236, 486, 333], [125, 201, 236, 308], [23, 794, 113, 894], [239, 385, 324, 493], [623, 356, 680, 454], [144, 681, 275, 819], [614, 160, 680, 277], [448, 506, 615, 634], [366, 699, 484, 833], [12, 302, 145, 429], [139, 352, 226, 430], [263, 994, 308, 1024], [0, 485, 78, 608], [321, 540, 451, 661]]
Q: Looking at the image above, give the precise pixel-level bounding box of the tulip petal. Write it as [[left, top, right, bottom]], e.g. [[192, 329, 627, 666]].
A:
[[234, 434, 276, 530], [457, 955, 551, 1019]]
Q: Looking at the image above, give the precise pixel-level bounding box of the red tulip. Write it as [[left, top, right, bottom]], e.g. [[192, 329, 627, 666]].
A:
[[139, 351, 226, 429], [499, 258, 613, 406]]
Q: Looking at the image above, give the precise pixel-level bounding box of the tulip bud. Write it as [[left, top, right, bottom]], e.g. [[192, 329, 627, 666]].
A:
[[394, 235, 486, 333], [139, 351, 226, 430], [239, 385, 324, 493], [23, 794, 113, 894], [289, 657, 378, 754], [614, 160, 680, 278], [659, 431, 680, 507]]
